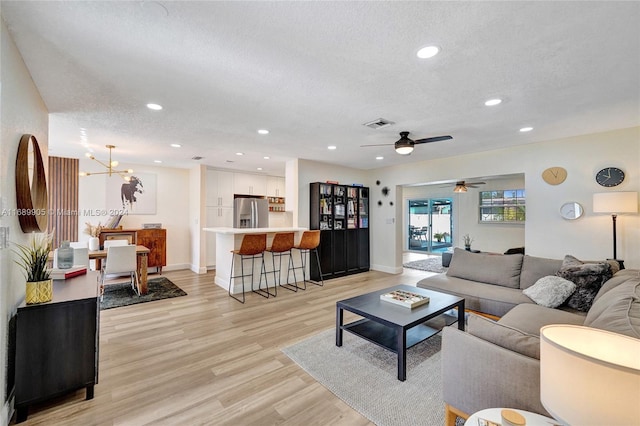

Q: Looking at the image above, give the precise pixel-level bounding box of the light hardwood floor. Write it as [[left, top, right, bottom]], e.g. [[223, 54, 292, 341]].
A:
[[17, 257, 438, 425]]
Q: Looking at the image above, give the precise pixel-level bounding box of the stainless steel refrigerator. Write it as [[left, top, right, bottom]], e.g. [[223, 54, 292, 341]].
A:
[[233, 197, 269, 228]]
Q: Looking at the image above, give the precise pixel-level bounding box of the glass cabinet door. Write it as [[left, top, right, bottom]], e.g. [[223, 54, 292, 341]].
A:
[[319, 183, 333, 230], [333, 185, 346, 230], [358, 187, 369, 228]]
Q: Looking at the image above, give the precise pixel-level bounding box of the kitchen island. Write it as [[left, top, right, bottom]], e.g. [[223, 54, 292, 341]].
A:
[[203, 227, 307, 294]]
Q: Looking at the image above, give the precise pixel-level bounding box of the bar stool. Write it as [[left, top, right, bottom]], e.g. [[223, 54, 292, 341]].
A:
[[228, 233, 269, 303], [265, 232, 298, 293], [292, 230, 323, 288]]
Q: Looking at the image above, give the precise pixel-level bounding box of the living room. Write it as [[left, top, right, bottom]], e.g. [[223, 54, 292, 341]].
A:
[[1, 2, 639, 425]]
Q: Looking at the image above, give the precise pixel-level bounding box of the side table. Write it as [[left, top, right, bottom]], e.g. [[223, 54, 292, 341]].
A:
[[465, 408, 557, 426]]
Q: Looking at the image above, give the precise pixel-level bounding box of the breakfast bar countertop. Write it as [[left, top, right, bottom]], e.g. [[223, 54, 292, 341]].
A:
[[203, 227, 307, 234]]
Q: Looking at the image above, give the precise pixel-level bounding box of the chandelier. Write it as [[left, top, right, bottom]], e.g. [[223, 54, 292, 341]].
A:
[[80, 145, 133, 180]]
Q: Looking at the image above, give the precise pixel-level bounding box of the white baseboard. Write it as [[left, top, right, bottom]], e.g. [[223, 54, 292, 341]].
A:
[[160, 263, 191, 272], [189, 264, 208, 274], [370, 263, 403, 274]]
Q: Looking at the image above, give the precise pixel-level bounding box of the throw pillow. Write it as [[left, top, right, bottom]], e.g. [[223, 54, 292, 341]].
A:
[[557, 255, 612, 312], [523, 276, 576, 308], [467, 314, 541, 359]]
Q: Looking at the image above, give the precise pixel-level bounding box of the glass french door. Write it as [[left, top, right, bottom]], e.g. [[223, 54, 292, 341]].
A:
[[408, 198, 453, 253]]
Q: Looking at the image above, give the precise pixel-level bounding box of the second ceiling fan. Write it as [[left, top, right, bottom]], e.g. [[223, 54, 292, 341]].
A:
[[361, 131, 453, 155], [444, 180, 486, 193]]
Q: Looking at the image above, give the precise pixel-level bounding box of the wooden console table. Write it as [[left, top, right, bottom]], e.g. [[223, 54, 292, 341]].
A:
[[99, 228, 166, 273]]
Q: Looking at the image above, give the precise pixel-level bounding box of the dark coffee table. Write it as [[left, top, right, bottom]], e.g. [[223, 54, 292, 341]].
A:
[[336, 284, 464, 381]]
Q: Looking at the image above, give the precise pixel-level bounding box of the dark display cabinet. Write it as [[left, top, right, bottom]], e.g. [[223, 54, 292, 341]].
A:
[[310, 182, 369, 280]]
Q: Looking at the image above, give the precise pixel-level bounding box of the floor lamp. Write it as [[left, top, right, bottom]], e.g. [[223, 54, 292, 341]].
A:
[[592, 191, 638, 269]]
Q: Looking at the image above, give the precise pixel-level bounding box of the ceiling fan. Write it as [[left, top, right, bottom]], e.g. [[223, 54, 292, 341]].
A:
[[360, 131, 453, 155], [442, 181, 486, 193]]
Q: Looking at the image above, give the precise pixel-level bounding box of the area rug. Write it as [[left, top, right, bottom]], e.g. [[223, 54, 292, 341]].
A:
[[282, 328, 449, 426], [403, 257, 447, 273], [100, 277, 187, 310]]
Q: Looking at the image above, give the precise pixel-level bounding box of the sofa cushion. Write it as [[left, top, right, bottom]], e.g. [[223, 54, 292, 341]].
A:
[[584, 277, 640, 339], [498, 303, 586, 336], [594, 270, 640, 303], [557, 255, 612, 312], [417, 273, 532, 317], [523, 276, 576, 308], [447, 248, 523, 289], [519, 255, 563, 290], [467, 314, 540, 359]]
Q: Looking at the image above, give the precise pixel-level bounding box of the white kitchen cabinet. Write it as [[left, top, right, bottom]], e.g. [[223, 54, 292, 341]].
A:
[[233, 172, 266, 196], [205, 206, 233, 267], [266, 176, 285, 197], [206, 169, 234, 207]]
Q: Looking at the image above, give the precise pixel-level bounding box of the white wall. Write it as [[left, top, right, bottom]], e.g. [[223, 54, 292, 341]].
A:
[[189, 165, 206, 273], [77, 158, 191, 271], [0, 16, 50, 425], [368, 127, 640, 271], [295, 159, 369, 229]]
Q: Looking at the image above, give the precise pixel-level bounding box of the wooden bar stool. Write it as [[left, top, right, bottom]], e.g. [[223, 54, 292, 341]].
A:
[[228, 233, 269, 303], [265, 232, 298, 293], [292, 230, 323, 289]]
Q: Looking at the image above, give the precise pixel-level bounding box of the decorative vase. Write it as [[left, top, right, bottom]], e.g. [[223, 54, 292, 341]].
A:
[[26, 279, 53, 304], [57, 240, 74, 269], [465, 245, 471, 251], [89, 237, 100, 251]]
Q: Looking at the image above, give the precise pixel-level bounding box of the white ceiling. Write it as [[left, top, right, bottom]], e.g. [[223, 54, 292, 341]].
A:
[[2, 1, 639, 176]]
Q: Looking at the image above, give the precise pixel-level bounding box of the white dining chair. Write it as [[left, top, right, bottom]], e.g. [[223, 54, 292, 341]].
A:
[[72, 248, 90, 268], [100, 245, 139, 300], [103, 239, 128, 249]]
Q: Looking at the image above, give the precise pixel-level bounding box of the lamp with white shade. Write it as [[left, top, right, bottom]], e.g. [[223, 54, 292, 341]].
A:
[[592, 191, 638, 269], [540, 325, 640, 426]]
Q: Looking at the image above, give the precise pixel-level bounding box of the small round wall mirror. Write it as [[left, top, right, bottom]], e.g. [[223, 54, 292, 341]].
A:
[[560, 202, 583, 220]]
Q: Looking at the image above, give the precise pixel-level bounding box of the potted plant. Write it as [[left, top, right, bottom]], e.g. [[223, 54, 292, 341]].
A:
[[463, 234, 474, 251], [14, 232, 54, 304], [433, 232, 446, 242], [84, 222, 102, 251]]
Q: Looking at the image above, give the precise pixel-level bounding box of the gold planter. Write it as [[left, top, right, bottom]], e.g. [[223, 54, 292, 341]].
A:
[[26, 279, 53, 304]]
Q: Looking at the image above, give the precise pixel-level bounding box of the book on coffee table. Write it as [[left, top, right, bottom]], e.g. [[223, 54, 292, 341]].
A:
[[380, 289, 430, 308]]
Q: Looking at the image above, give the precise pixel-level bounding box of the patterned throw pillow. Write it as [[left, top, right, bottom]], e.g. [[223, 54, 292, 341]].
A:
[[523, 276, 576, 308], [557, 255, 612, 312]]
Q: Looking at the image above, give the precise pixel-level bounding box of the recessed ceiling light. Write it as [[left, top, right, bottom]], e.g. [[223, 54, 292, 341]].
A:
[[257, 167, 263, 171], [484, 98, 502, 106], [263, 156, 270, 160], [416, 45, 440, 59], [328, 146, 337, 150], [236, 152, 244, 156], [519, 127, 534, 132], [146, 103, 163, 110], [154, 160, 162, 163], [376, 156, 384, 160], [257, 129, 269, 135], [170, 143, 181, 148]]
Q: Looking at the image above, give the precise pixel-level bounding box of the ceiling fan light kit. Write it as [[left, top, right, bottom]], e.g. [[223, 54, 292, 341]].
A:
[[361, 131, 453, 155], [453, 184, 467, 193], [80, 145, 133, 180]]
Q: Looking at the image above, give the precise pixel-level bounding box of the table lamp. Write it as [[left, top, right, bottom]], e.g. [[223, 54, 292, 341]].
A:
[[540, 325, 640, 426], [592, 191, 638, 268]]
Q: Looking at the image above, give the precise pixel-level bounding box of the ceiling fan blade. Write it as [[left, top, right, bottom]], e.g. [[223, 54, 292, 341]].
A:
[[414, 135, 453, 144], [360, 143, 394, 147]]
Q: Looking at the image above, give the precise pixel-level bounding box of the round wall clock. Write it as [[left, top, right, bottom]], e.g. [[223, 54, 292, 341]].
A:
[[542, 167, 567, 185], [595, 167, 625, 187], [560, 202, 583, 220]]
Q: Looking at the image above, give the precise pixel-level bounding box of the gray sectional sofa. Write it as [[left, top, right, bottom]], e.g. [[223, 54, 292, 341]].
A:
[[415, 248, 640, 424]]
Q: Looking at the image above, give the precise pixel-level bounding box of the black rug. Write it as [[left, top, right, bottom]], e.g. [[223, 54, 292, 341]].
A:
[[100, 277, 187, 310]]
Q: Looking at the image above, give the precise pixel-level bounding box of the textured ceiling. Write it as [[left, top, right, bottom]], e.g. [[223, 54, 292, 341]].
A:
[[2, 1, 639, 175]]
